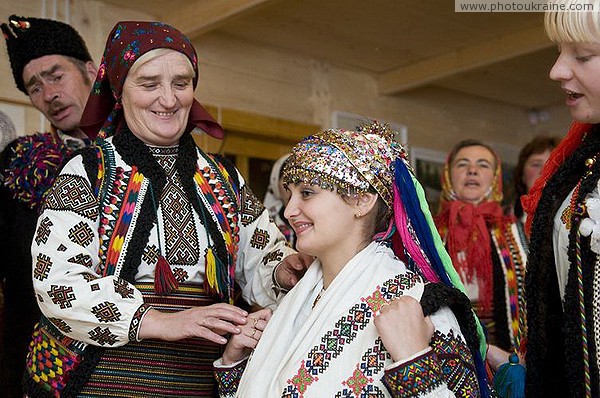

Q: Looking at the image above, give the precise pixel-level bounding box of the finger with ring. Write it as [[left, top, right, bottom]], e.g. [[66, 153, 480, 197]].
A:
[[253, 317, 259, 327], [251, 328, 257, 337]]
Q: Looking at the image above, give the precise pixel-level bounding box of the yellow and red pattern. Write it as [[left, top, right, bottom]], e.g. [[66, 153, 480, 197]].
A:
[[103, 167, 144, 276], [193, 153, 240, 303]]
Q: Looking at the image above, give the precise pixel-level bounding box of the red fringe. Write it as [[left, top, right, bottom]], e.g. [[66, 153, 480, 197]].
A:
[[522, 121, 592, 235], [154, 255, 179, 295]]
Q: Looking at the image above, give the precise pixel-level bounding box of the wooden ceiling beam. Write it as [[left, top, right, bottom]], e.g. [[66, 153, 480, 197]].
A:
[[378, 25, 553, 94], [161, 0, 278, 39]]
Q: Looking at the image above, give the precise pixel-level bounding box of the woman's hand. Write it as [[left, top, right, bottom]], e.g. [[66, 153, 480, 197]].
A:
[[222, 308, 272, 365], [275, 253, 314, 290], [487, 344, 523, 371], [139, 303, 248, 344], [374, 296, 434, 362]]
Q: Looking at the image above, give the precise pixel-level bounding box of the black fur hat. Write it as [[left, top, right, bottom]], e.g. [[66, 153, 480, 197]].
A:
[[1, 15, 92, 94]]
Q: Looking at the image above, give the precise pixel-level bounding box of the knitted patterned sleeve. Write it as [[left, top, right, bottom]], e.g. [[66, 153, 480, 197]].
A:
[[382, 307, 480, 397], [232, 172, 296, 309], [31, 153, 146, 347]]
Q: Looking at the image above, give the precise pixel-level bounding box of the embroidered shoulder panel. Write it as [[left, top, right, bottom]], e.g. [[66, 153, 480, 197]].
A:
[[240, 185, 265, 226], [43, 174, 98, 221], [283, 272, 421, 396]]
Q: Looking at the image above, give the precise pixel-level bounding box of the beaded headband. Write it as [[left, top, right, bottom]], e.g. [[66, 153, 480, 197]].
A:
[[283, 122, 405, 207]]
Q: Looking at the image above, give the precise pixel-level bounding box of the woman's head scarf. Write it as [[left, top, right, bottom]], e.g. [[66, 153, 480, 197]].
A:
[[80, 21, 223, 140], [263, 153, 294, 242], [435, 140, 505, 314], [439, 140, 503, 207]]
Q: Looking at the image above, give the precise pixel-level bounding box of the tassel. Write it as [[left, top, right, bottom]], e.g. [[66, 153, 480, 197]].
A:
[[154, 255, 179, 295], [205, 247, 219, 294], [493, 353, 525, 398]]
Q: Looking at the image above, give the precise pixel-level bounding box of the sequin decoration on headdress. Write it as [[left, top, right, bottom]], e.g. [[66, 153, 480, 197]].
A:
[[282, 122, 401, 207]]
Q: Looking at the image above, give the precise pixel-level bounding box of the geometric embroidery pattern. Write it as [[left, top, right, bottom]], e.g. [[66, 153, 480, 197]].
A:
[[240, 185, 265, 226], [283, 273, 420, 397], [88, 326, 118, 346], [48, 317, 73, 333], [383, 349, 443, 396], [336, 339, 388, 397], [90, 283, 100, 291], [48, 318, 73, 333], [26, 320, 82, 394], [262, 248, 284, 266], [92, 301, 122, 323], [68, 221, 94, 248], [143, 244, 160, 265], [341, 367, 372, 396], [34, 253, 53, 281], [214, 359, 247, 396], [82, 274, 99, 282], [173, 267, 189, 283], [113, 278, 134, 299], [430, 330, 479, 396], [67, 253, 93, 268], [250, 228, 269, 250], [35, 216, 53, 245], [43, 174, 98, 221], [48, 285, 76, 309], [155, 150, 199, 266], [57, 244, 67, 252]]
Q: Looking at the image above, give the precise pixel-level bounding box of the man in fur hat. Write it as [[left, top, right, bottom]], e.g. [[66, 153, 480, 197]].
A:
[[0, 15, 96, 395]]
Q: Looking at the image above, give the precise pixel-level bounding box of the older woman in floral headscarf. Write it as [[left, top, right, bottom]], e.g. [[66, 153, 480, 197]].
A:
[[213, 123, 491, 397], [23, 21, 302, 397], [434, 139, 528, 391]]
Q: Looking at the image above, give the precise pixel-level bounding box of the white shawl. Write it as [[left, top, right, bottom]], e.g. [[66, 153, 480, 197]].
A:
[[237, 241, 425, 397]]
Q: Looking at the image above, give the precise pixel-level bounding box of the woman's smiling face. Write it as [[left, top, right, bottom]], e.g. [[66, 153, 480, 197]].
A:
[[122, 50, 195, 146]]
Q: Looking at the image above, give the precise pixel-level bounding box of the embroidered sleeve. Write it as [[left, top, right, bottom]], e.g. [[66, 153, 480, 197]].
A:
[[32, 154, 145, 347], [383, 348, 445, 397], [213, 357, 248, 398], [383, 307, 481, 397], [233, 175, 296, 309]]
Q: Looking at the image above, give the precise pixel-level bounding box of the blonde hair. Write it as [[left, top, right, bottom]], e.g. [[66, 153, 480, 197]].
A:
[[127, 48, 194, 79], [545, 0, 600, 43]]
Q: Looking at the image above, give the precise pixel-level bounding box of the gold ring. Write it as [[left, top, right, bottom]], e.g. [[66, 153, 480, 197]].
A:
[[251, 328, 257, 337], [380, 302, 390, 309], [253, 317, 259, 327]]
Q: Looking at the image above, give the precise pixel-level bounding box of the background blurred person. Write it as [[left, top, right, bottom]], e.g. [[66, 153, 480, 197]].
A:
[[263, 153, 296, 247], [0, 15, 97, 396], [434, 139, 527, 383], [512, 134, 560, 223]]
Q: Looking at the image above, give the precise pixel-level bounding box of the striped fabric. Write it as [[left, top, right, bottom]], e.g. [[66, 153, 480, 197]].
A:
[[79, 283, 222, 397]]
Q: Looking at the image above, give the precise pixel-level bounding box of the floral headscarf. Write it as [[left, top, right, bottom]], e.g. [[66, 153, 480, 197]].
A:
[[80, 21, 223, 140]]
